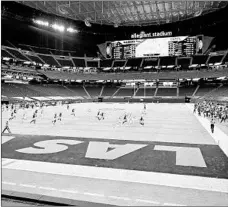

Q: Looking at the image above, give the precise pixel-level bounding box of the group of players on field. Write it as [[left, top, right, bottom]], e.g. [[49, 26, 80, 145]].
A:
[[2, 102, 146, 134], [193, 101, 228, 133]]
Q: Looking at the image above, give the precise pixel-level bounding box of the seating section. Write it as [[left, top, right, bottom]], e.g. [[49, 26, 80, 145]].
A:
[[177, 58, 191, 70], [115, 88, 135, 97], [100, 59, 113, 68], [101, 87, 118, 97], [202, 85, 228, 99], [31, 47, 51, 54], [156, 88, 177, 96], [10, 65, 36, 73], [2, 83, 44, 97], [2, 83, 25, 97], [87, 61, 98, 68], [85, 87, 102, 97], [212, 85, 228, 96], [1, 83, 89, 98], [194, 85, 217, 96], [191, 55, 208, 65], [1, 49, 15, 58], [135, 88, 156, 96], [6, 49, 29, 61], [208, 55, 224, 64], [56, 59, 74, 67], [38, 55, 59, 66], [2, 83, 227, 101], [125, 58, 142, 67], [40, 70, 228, 81], [160, 57, 176, 66], [223, 53, 228, 63], [179, 86, 196, 96], [113, 60, 126, 67], [66, 86, 88, 97], [142, 58, 159, 67], [26, 55, 44, 64], [72, 58, 85, 67], [18, 45, 33, 51], [51, 50, 70, 56]]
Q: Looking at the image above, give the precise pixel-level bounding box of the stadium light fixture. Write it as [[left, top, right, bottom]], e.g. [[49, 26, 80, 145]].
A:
[[51, 23, 65, 32], [3, 57, 10, 61], [217, 76, 226, 80], [193, 78, 200, 81], [114, 23, 119, 28], [33, 19, 49, 27], [67, 27, 78, 33]]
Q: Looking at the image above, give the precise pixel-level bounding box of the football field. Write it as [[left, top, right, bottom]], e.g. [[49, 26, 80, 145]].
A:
[[2, 103, 228, 206]]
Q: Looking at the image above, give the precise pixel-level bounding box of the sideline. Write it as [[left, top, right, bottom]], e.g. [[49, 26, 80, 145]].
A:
[[186, 104, 228, 157]]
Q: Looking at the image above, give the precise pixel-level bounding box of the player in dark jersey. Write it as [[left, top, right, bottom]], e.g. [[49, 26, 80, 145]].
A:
[[97, 110, 100, 116], [71, 109, 75, 116], [58, 112, 62, 122], [210, 118, 215, 133], [140, 116, 144, 126], [122, 114, 127, 125], [52, 113, 57, 125], [9, 110, 16, 120], [97, 111, 101, 120], [2, 121, 11, 134], [30, 113, 37, 124]]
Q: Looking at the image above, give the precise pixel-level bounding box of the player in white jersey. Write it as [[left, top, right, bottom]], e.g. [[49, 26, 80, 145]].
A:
[[22, 110, 27, 122]]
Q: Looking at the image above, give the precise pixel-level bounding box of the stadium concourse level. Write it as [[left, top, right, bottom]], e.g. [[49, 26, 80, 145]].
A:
[[2, 49, 228, 82], [2, 45, 228, 72]]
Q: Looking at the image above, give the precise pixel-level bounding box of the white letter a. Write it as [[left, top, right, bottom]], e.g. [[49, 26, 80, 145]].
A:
[[85, 142, 147, 160]]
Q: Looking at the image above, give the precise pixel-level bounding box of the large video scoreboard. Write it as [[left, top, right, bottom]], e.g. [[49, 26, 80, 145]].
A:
[[106, 36, 203, 59]]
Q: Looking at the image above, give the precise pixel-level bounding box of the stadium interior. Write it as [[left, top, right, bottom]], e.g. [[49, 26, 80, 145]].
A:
[[1, 1, 228, 206]]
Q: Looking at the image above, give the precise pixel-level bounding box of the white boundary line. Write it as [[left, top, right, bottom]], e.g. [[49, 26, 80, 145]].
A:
[[2, 181, 187, 206], [2, 158, 228, 193], [19, 184, 36, 188], [135, 199, 159, 204], [108, 195, 131, 201], [2, 181, 16, 186], [84, 192, 105, 197]]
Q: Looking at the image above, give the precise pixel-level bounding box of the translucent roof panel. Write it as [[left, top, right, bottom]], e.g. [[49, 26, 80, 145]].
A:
[[20, 1, 228, 26]]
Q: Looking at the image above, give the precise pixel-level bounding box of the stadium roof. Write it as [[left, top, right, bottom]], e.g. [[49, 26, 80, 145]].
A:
[[20, 1, 228, 27]]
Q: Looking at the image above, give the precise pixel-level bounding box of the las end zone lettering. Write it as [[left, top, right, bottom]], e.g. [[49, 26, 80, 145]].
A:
[[16, 139, 206, 167]]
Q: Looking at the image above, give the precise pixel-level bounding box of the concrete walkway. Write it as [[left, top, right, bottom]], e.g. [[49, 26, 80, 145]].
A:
[[3, 166, 228, 206], [3, 158, 228, 193]]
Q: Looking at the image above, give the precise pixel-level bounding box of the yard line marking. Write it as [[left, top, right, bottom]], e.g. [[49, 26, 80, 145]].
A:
[[136, 199, 160, 204], [19, 184, 36, 188], [83, 192, 105, 197], [164, 203, 186, 206], [2, 182, 16, 186], [59, 189, 79, 194], [38, 187, 56, 191], [109, 196, 131, 201]]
